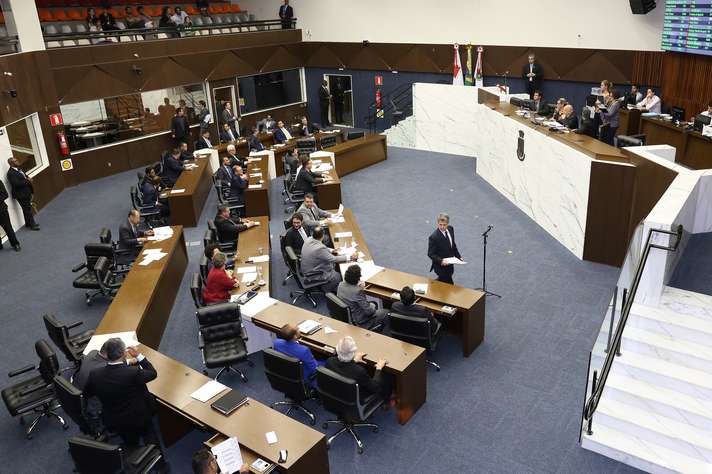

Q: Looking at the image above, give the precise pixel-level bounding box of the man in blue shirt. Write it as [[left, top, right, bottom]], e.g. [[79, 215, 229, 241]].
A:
[[273, 323, 324, 387]]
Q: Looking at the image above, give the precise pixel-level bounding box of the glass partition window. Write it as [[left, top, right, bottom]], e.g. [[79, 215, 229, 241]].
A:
[[59, 83, 207, 152], [237, 68, 303, 115], [6, 114, 47, 175]]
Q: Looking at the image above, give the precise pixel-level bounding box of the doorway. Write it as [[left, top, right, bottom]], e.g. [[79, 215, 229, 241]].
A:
[[324, 74, 354, 127], [212, 85, 237, 134]]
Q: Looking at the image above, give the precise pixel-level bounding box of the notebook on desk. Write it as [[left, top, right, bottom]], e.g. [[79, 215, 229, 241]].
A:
[[211, 389, 249, 416]]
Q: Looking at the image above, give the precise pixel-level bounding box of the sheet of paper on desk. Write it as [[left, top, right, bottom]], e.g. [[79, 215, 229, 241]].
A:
[[297, 320, 320, 334], [169, 189, 186, 194], [334, 231, 352, 239], [184, 164, 198, 170], [273, 143, 286, 148], [338, 246, 357, 257], [248, 184, 262, 189], [330, 215, 345, 223], [190, 379, 228, 402], [83, 331, 139, 355], [336, 204, 344, 216], [240, 292, 278, 319], [324, 326, 338, 334], [211, 437, 244, 474], [142, 248, 163, 255], [413, 283, 428, 294], [248, 157, 262, 162], [249, 173, 262, 177], [236, 266, 257, 274], [339, 260, 382, 279], [241, 272, 257, 284], [250, 255, 270, 263], [153, 226, 173, 238], [442, 257, 467, 265]]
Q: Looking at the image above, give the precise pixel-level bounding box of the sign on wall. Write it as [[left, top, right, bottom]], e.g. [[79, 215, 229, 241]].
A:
[[49, 113, 63, 127], [60, 158, 73, 171]]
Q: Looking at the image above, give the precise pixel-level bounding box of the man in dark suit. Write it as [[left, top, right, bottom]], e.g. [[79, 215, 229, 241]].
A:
[[522, 53, 543, 99], [179, 142, 193, 161], [229, 165, 248, 201], [140, 168, 169, 219], [278, 0, 293, 29], [319, 80, 331, 127], [216, 155, 235, 186], [391, 286, 442, 336], [285, 149, 299, 176], [294, 159, 328, 195], [531, 90, 551, 116], [299, 116, 315, 136], [118, 209, 153, 253], [6, 157, 39, 230], [162, 148, 185, 187], [195, 130, 213, 150], [0, 179, 20, 251], [170, 108, 190, 147], [325, 336, 390, 402], [83, 338, 159, 447], [214, 205, 258, 243], [284, 212, 309, 255], [248, 127, 265, 152], [274, 120, 294, 144], [219, 122, 238, 144], [221, 101, 238, 134], [427, 213, 462, 284]]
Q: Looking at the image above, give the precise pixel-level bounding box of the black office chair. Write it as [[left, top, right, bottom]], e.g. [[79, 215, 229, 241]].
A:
[[94, 256, 122, 301], [214, 181, 246, 217], [325, 292, 352, 324], [130, 186, 162, 226], [72, 243, 116, 305], [99, 227, 112, 244], [208, 218, 238, 252], [202, 229, 213, 249], [316, 366, 382, 454], [1, 340, 67, 439], [279, 234, 295, 285], [283, 173, 305, 213], [43, 313, 94, 370], [285, 246, 323, 308], [53, 376, 103, 438], [389, 313, 443, 371], [263, 348, 317, 425], [68, 436, 164, 474], [99, 228, 134, 270], [196, 302, 252, 382], [199, 254, 210, 285], [190, 273, 205, 309]]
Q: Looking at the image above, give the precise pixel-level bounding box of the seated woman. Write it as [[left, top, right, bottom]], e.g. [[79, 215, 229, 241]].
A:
[[203, 252, 239, 304]]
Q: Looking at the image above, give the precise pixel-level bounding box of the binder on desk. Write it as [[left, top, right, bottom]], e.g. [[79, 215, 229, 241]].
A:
[[211, 389, 249, 416]]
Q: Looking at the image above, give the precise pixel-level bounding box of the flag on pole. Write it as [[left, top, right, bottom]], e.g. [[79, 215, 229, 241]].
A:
[[452, 44, 464, 86], [465, 45, 474, 86], [475, 46, 484, 87]]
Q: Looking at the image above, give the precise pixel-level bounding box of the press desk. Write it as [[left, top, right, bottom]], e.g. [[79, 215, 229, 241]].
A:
[[165, 156, 214, 227], [328, 209, 487, 357], [94, 225, 330, 473], [251, 301, 427, 425], [328, 134, 388, 176]]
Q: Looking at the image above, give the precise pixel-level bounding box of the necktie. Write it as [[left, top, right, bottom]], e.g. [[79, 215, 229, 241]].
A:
[[529, 64, 533, 81], [299, 227, 307, 240], [206, 138, 212, 147], [225, 166, 232, 178], [131, 223, 137, 237], [229, 130, 234, 141], [310, 208, 317, 220], [443, 230, 452, 248]]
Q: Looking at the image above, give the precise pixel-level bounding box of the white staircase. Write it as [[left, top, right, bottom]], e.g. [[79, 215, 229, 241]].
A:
[[382, 115, 416, 149], [581, 286, 712, 474]]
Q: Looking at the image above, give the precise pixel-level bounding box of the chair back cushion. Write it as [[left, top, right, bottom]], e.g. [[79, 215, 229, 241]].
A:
[[53, 375, 92, 434], [196, 302, 240, 328], [36, 339, 60, 383], [85, 243, 114, 268], [199, 254, 210, 284], [99, 228, 112, 244], [263, 348, 307, 401], [201, 322, 241, 344], [68, 436, 124, 474], [325, 292, 351, 324], [190, 273, 204, 308], [316, 366, 360, 420], [388, 313, 431, 348]]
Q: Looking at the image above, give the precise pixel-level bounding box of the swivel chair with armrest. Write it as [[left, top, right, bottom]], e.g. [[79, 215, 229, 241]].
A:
[[388, 312, 443, 371], [279, 234, 295, 285], [285, 245, 323, 308], [53, 375, 103, 438], [190, 272, 206, 309], [72, 243, 117, 306], [196, 302, 253, 382], [1, 340, 67, 439], [207, 218, 238, 253], [43, 313, 94, 371], [263, 348, 317, 425], [93, 256, 123, 302], [316, 366, 382, 454], [326, 292, 384, 331], [68, 436, 164, 474], [130, 185, 163, 227], [99, 227, 135, 270]]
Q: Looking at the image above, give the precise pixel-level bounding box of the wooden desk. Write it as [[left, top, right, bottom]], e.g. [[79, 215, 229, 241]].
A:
[[252, 301, 427, 425], [94, 225, 330, 473], [329, 134, 388, 176], [640, 116, 712, 169], [166, 157, 214, 227], [205, 434, 276, 473], [328, 209, 487, 357], [315, 166, 342, 211], [618, 108, 642, 136], [244, 155, 270, 218], [231, 216, 271, 297]]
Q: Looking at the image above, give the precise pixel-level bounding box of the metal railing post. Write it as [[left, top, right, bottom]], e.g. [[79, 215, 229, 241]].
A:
[[587, 370, 597, 436], [605, 287, 618, 354]]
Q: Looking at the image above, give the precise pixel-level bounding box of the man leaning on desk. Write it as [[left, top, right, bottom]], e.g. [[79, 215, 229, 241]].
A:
[[301, 226, 355, 293], [119, 209, 154, 253], [326, 336, 392, 403], [162, 148, 185, 188], [215, 205, 258, 243]]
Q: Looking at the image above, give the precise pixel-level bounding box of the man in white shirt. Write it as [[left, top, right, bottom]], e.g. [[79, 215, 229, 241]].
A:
[[700, 100, 712, 117], [170, 6, 189, 25], [636, 88, 662, 114]]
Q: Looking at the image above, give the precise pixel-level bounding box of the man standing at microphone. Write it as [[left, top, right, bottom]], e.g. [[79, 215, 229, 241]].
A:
[[427, 213, 462, 284]]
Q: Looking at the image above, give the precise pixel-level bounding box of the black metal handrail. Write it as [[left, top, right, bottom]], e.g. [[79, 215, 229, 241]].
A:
[[363, 82, 414, 132], [42, 18, 296, 46], [582, 224, 683, 435]]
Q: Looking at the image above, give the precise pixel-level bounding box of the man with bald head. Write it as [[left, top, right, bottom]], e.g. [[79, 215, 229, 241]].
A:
[[273, 323, 324, 387], [557, 104, 579, 129]]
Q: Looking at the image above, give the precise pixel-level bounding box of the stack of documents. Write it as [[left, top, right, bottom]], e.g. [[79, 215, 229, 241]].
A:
[[184, 163, 198, 170], [151, 227, 173, 240], [169, 188, 185, 194], [248, 184, 262, 189], [314, 163, 332, 172], [297, 319, 321, 334], [413, 283, 428, 294], [210, 437, 244, 474], [138, 248, 167, 266], [339, 260, 384, 280], [190, 380, 228, 402], [249, 172, 262, 178], [239, 293, 278, 319], [442, 257, 467, 265], [250, 255, 270, 263], [241, 272, 258, 285], [82, 331, 139, 356]]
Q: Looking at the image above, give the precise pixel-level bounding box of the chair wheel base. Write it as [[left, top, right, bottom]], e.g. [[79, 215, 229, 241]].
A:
[[357, 447, 363, 454], [322, 422, 328, 429], [373, 427, 379, 433]]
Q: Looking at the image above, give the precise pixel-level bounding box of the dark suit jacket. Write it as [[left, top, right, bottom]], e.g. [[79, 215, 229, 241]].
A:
[[274, 128, 291, 144], [226, 154, 246, 168], [118, 219, 146, 250], [391, 301, 440, 333], [170, 116, 189, 140], [248, 135, 264, 152], [83, 358, 157, 432], [7, 168, 33, 201], [558, 114, 579, 130], [279, 4, 294, 19], [427, 226, 461, 271], [300, 123, 315, 136], [325, 357, 382, 401], [215, 215, 248, 243], [521, 62, 543, 89], [294, 168, 323, 194], [195, 137, 213, 150], [285, 154, 299, 175], [284, 226, 309, 254], [162, 156, 183, 187], [532, 100, 551, 116], [140, 179, 158, 205], [230, 173, 247, 199], [179, 151, 193, 162], [0, 179, 8, 210], [220, 129, 237, 143], [319, 86, 330, 106]]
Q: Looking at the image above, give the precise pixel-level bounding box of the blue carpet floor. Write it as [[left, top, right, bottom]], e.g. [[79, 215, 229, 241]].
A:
[[668, 232, 712, 296], [0, 146, 647, 473]]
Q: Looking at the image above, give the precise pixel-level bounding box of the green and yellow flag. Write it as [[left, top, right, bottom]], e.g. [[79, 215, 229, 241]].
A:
[[465, 45, 474, 86]]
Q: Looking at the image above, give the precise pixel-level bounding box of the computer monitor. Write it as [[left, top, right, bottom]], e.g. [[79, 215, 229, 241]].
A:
[[510, 97, 525, 108], [346, 131, 365, 140], [671, 107, 685, 123], [320, 135, 337, 149], [693, 113, 711, 132]]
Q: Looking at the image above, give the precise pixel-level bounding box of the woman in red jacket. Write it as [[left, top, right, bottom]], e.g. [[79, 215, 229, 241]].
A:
[[203, 252, 239, 304]]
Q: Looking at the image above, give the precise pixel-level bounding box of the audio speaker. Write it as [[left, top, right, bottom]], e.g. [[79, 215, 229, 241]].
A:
[[629, 0, 656, 14]]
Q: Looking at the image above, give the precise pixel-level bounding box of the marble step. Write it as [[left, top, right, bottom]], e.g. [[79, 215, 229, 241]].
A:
[[601, 372, 712, 432], [594, 398, 712, 463], [661, 286, 712, 322], [598, 324, 712, 374], [626, 302, 712, 346], [581, 423, 712, 474], [591, 342, 712, 401]]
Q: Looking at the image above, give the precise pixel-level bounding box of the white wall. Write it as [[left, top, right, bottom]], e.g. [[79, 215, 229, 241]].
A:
[[240, 0, 665, 51]]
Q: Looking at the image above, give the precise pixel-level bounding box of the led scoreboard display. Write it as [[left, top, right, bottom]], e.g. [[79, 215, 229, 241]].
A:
[[662, 0, 712, 56]]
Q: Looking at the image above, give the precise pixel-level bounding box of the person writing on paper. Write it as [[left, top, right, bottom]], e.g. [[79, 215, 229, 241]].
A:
[[297, 193, 331, 230], [557, 104, 579, 130], [294, 159, 329, 195], [325, 336, 392, 403], [391, 286, 442, 336], [301, 226, 355, 293], [428, 213, 462, 284], [204, 252, 239, 304], [192, 447, 249, 474], [83, 338, 160, 448], [636, 88, 662, 114], [274, 323, 325, 388], [337, 264, 388, 331], [215, 205, 258, 243], [284, 212, 309, 255], [274, 120, 293, 143], [118, 209, 154, 255]]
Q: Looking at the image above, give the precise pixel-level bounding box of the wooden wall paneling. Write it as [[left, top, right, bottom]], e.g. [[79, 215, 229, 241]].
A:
[[208, 51, 259, 81], [302, 43, 345, 68], [659, 51, 712, 117], [137, 57, 205, 92], [261, 45, 306, 73], [68, 144, 132, 184], [684, 133, 712, 170], [394, 45, 444, 73], [583, 161, 636, 266], [631, 51, 663, 87]]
